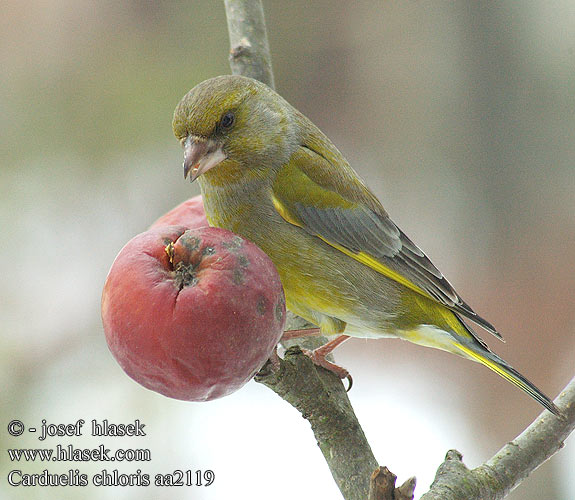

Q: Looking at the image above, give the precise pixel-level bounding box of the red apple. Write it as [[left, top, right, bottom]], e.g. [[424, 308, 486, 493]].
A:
[[102, 225, 286, 401], [150, 195, 208, 230]]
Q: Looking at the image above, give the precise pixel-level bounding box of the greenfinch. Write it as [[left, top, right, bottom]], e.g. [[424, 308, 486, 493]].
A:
[[172, 75, 559, 416]]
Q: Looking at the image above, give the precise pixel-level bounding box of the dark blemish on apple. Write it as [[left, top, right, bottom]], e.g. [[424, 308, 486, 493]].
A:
[[237, 255, 249, 268], [222, 236, 244, 251], [174, 261, 199, 290], [275, 301, 284, 322], [256, 297, 267, 316], [180, 235, 201, 253], [233, 268, 245, 285], [203, 246, 215, 256]]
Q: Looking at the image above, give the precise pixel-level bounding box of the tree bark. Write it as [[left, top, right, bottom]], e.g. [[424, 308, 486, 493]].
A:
[[224, 0, 275, 88]]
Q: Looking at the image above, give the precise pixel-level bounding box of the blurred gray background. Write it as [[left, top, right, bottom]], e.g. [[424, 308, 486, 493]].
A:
[[1, 1, 574, 499]]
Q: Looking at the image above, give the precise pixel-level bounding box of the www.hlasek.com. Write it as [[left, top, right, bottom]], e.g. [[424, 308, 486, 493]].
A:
[[5, 418, 214, 488], [8, 444, 150, 463]]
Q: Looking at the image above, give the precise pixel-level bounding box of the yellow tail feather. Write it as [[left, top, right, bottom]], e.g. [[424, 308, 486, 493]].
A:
[[454, 343, 560, 416]]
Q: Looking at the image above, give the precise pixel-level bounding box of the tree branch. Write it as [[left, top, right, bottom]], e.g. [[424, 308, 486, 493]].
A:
[[256, 347, 380, 499], [421, 376, 575, 500], [224, 0, 275, 88]]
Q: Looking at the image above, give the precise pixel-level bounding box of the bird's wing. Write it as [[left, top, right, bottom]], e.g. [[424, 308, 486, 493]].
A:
[[272, 145, 501, 339]]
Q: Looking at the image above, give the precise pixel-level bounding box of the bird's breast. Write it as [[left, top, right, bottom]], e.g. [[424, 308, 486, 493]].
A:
[[198, 176, 404, 334]]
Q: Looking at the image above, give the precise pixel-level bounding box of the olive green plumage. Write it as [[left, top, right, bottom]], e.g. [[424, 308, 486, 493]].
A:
[[173, 75, 559, 416]]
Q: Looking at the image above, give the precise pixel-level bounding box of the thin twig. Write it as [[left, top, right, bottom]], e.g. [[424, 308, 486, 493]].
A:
[[224, 0, 275, 88], [421, 376, 575, 500]]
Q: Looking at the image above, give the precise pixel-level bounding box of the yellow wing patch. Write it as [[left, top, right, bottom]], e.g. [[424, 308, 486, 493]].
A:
[[272, 192, 434, 300], [325, 240, 430, 299], [271, 194, 303, 227]]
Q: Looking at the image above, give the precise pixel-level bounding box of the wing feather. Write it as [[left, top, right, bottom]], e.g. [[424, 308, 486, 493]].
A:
[[272, 144, 501, 338]]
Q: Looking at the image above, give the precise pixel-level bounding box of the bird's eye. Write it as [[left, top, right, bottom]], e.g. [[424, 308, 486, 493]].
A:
[[219, 111, 235, 130]]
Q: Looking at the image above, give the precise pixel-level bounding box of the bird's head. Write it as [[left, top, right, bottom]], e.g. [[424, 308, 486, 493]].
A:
[[173, 75, 298, 183]]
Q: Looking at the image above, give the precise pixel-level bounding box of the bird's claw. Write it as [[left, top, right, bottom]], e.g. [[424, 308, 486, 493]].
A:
[[345, 374, 353, 392], [301, 347, 353, 391]]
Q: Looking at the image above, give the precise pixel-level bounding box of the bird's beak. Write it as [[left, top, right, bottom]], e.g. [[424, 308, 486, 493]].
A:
[[183, 136, 227, 182]]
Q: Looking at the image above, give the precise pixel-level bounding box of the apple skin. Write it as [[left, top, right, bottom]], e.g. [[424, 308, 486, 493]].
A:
[[150, 195, 208, 230], [102, 225, 286, 401]]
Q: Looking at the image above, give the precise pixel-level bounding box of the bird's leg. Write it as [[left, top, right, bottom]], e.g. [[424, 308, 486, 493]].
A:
[[281, 327, 321, 341], [281, 324, 353, 389], [302, 335, 352, 389]]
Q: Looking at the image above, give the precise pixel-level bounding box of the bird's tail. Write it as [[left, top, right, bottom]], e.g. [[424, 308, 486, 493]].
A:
[[452, 339, 561, 417]]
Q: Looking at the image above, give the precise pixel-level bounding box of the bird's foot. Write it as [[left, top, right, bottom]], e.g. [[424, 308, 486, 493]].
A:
[[301, 335, 353, 390]]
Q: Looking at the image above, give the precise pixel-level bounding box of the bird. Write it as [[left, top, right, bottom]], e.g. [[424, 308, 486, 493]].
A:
[[172, 74, 559, 416]]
